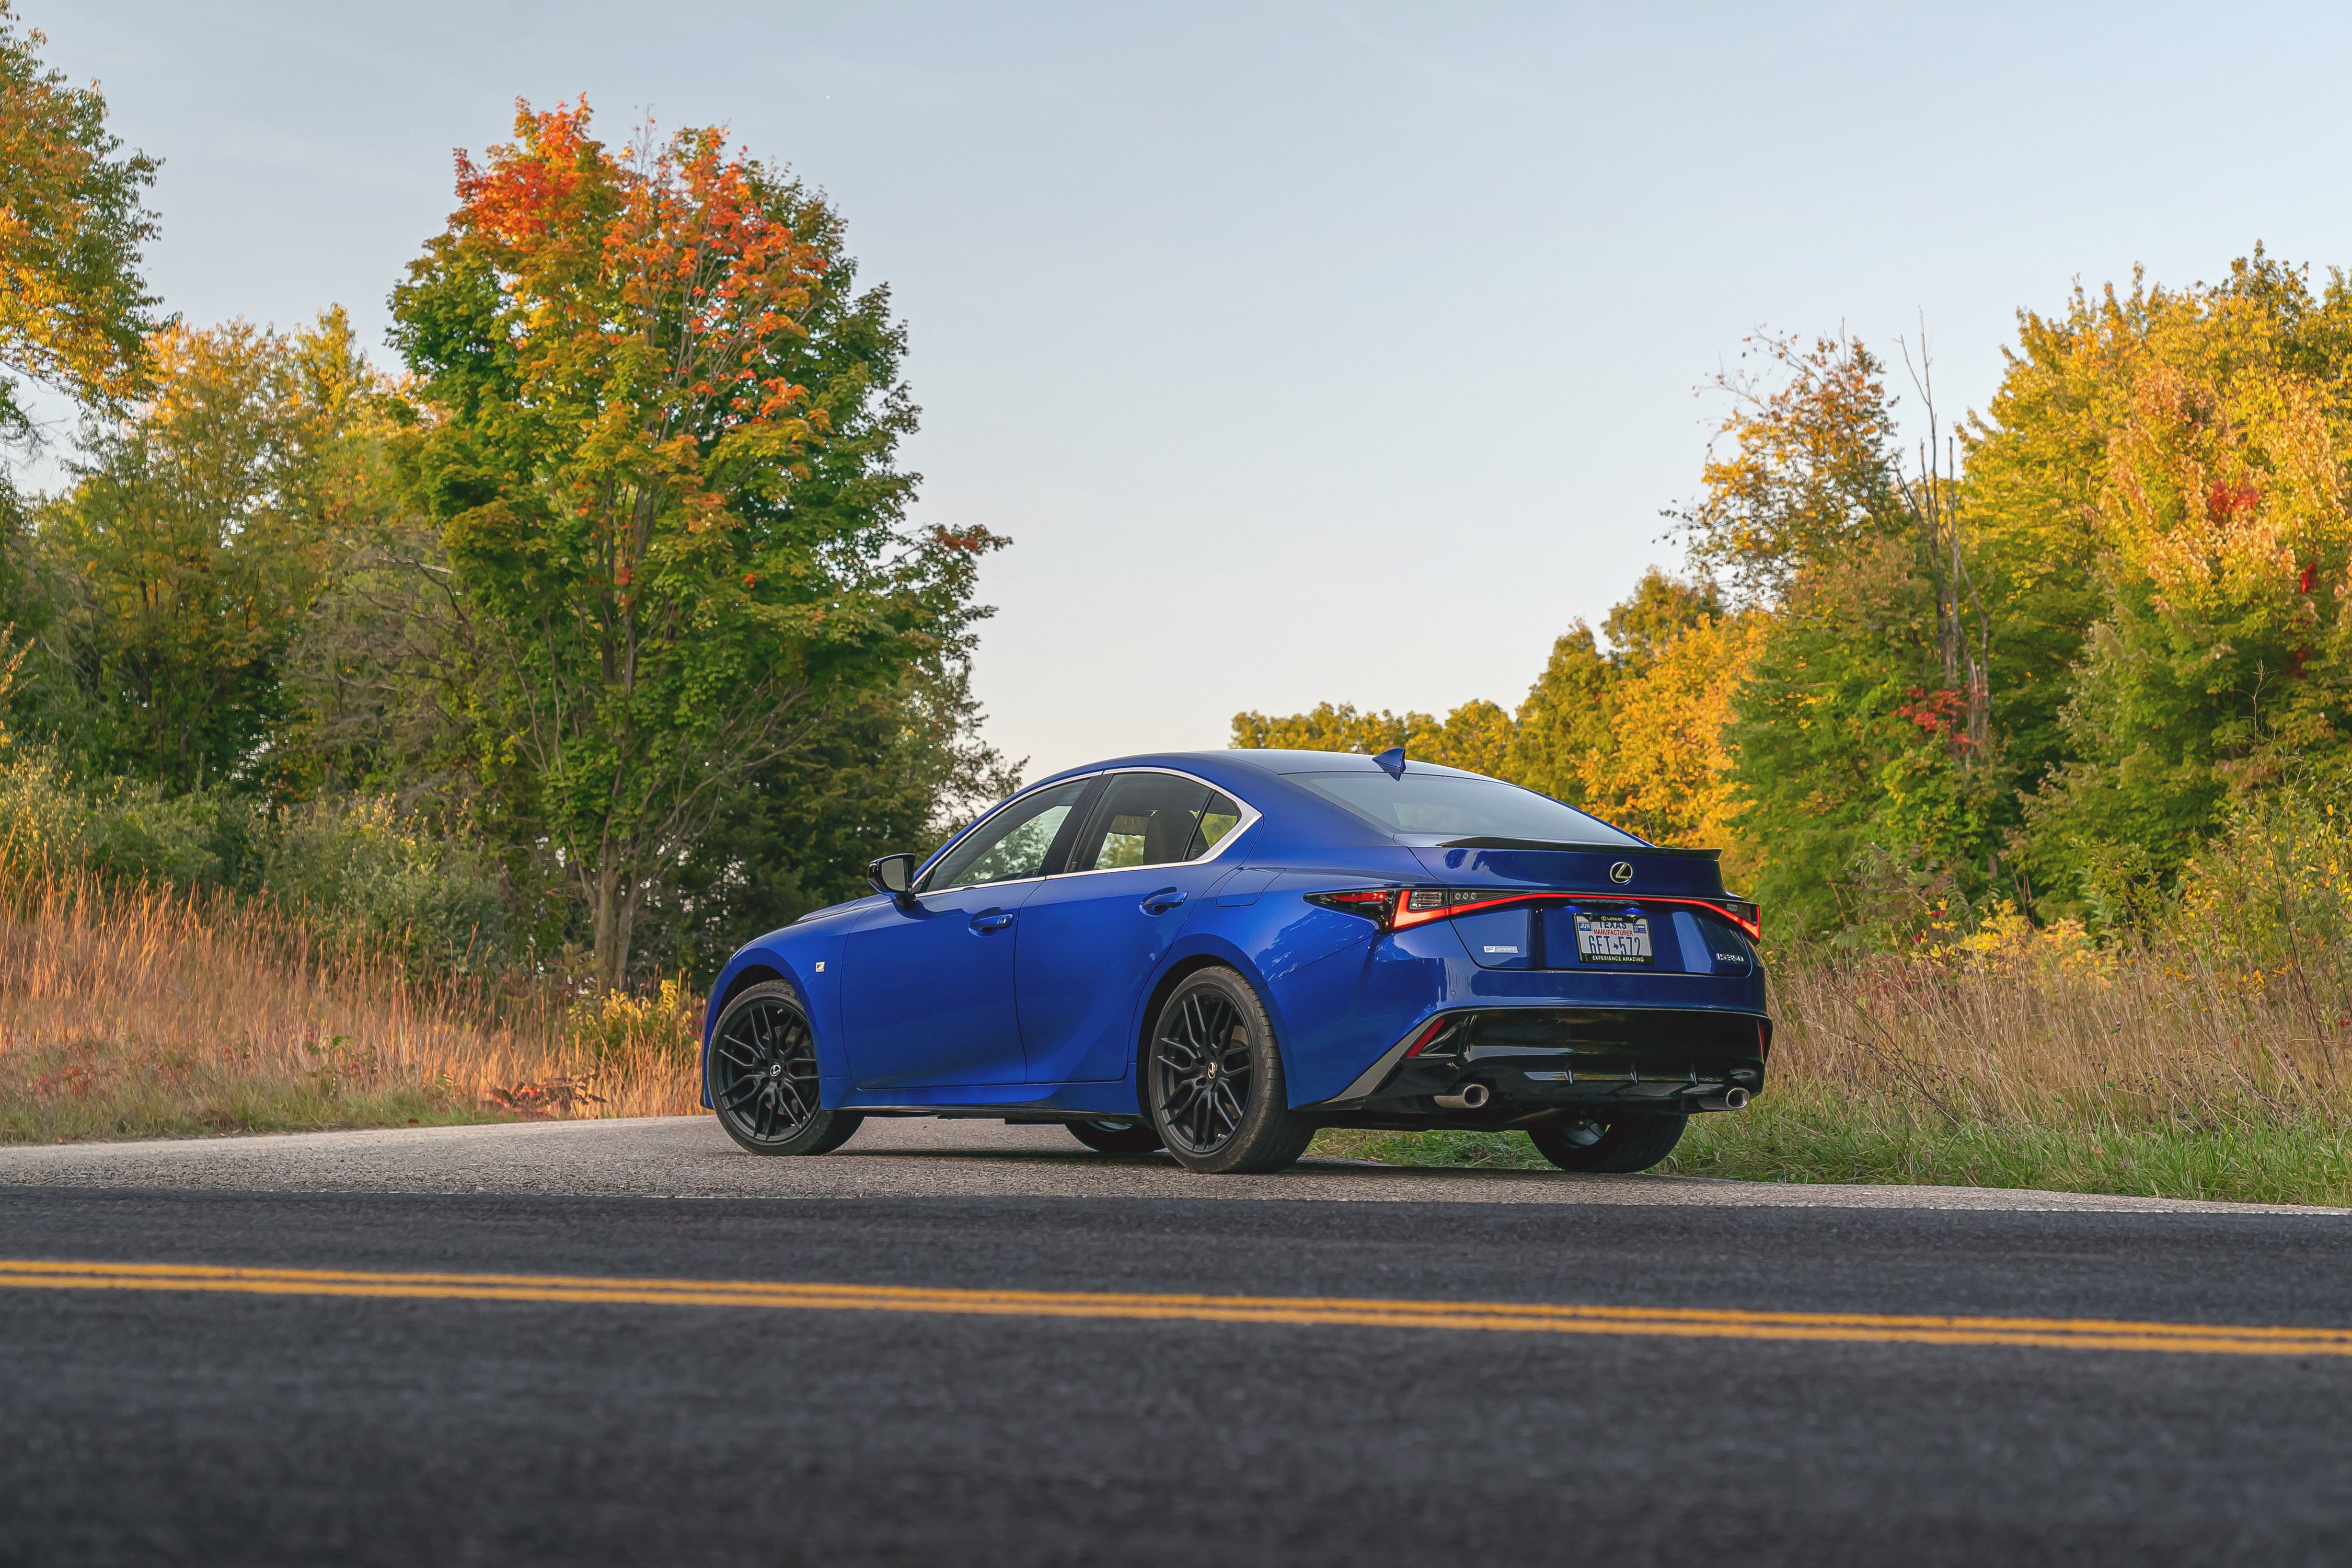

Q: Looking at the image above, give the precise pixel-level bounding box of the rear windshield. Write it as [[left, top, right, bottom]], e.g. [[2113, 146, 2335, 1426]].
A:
[[1299, 771, 1643, 847]]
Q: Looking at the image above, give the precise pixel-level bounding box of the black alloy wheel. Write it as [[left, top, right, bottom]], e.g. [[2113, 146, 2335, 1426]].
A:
[[708, 981, 863, 1157], [1065, 1119, 1165, 1155], [1527, 1111, 1687, 1173], [1145, 967, 1315, 1175]]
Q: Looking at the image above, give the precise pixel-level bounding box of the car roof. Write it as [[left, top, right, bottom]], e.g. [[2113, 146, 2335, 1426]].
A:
[[1037, 748, 1490, 787]]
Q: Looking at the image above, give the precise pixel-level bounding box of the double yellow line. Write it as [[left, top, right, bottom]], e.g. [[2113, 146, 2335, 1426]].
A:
[[1, 1258, 2343, 1357]]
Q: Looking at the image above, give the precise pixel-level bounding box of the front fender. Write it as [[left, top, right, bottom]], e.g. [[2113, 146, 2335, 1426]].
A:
[[700, 924, 856, 1109]]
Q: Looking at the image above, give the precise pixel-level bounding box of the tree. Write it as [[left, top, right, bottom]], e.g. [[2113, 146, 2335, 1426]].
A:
[[2019, 274, 2352, 915], [1574, 610, 1767, 850], [34, 310, 384, 791], [640, 659, 1019, 972], [1506, 568, 1727, 812], [1228, 698, 1513, 775], [389, 101, 1000, 984], [1684, 335, 2004, 937], [0, 2, 163, 436]]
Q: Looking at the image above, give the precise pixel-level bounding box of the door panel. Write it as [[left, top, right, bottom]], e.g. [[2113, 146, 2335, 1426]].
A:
[[840, 882, 1041, 1088], [838, 778, 1092, 1091], [1016, 774, 1239, 1085]]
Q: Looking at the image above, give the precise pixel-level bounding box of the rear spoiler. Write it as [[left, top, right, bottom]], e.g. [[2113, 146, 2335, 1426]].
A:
[[1436, 838, 1722, 860]]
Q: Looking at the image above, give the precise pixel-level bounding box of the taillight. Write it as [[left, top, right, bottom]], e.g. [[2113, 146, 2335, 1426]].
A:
[[1720, 897, 1762, 938], [1303, 889, 1403, 928], [1306, 886, 1763, 941]]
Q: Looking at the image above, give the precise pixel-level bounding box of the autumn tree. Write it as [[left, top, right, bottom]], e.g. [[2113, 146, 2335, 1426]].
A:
[[1676, 335, 2008, 937], [0, 3, 165, 673], [2003, 264, 2352, 915], [389, 101, 999, 984], [1235, 568, 1757, 849]]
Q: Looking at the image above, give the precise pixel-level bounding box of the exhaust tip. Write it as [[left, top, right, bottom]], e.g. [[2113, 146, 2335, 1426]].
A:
[[1433, 1082, 1491, 1111], [1724, 1086, 1750, 1110]]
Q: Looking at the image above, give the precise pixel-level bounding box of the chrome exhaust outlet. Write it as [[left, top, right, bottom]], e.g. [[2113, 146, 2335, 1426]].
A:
[[1433, 1083, 1491, 1111], [1693, 1086, 1751, 1112]]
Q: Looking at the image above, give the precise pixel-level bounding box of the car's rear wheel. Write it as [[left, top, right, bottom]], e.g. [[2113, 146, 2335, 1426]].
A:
[[1145, 967, 1315, 1175], [709, 981, 862, 1156], [1527, 1112, 1686, 1173], [1066, 1119, 1164, 1155]]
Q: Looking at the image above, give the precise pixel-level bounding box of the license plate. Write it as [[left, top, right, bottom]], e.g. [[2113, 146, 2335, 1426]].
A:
[[1575, 913, 1652, 965]]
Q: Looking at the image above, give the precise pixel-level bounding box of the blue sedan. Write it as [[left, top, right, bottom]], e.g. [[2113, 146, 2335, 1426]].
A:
[[700, 748, 1768, 1174]]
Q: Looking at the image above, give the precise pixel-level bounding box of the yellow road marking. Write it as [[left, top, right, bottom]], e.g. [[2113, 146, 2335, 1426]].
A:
[[0, 1258, 2343, 1357]]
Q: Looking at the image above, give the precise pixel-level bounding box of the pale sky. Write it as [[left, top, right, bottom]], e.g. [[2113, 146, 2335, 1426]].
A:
[[41, 2, 2352, 781]]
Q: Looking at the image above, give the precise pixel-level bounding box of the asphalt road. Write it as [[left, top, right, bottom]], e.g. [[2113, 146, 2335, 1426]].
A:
[[3, 1117, 2350, 1567]]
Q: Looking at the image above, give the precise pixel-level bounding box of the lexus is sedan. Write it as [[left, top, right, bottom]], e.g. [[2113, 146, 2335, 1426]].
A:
[[700, 748, 1768, 1175]]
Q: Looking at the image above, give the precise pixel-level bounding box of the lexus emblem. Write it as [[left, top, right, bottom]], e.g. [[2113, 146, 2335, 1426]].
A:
[[1608, 861, 1634, 885]]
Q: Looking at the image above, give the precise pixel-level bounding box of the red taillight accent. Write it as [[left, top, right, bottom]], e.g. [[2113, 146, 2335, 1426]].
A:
[[1392, 887, 1531, 929], [1305, 888, 1402, 929], [1309, 885, 1763, 942], [1402, 1017, 1450, 1057]]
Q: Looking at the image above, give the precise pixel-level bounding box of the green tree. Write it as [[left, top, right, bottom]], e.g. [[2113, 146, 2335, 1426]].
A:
[[0, 2, 163, 434], [1686, 335, 2001, 938], [34, 310, 384, 790]]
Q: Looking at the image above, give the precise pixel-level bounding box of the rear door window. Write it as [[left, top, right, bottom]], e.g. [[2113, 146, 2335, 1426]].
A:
[[1188, 791, 1244, 860], [1066, 774, 1216, 872]]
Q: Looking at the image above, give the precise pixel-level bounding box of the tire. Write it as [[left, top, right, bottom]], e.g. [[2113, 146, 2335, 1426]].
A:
[[1066, 1120, 1165, 1155], [1527, 1112, 1687, 1173], [1145, 967, 1315, 1175], [708, 981, 863, 1157]]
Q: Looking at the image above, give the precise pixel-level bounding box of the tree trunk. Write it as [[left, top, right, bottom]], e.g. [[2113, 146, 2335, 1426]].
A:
[[589, 857, 633, 990]]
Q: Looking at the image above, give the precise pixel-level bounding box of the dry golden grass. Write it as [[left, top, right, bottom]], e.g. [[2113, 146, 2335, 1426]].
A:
[[15, 839, 2351, 1205], [0, 860, 703, 1144], [1767, 910, 2352, 1132], [1322, 915, 2352, 1205]]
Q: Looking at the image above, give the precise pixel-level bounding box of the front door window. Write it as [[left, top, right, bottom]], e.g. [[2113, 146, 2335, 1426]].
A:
[[928, 780, 1089, 890]]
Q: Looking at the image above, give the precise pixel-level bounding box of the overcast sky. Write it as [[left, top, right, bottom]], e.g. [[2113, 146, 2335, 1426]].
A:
[[40, 2, 2352, 781]]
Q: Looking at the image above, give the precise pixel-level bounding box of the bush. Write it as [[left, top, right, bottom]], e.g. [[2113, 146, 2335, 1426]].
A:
[[257, 797, 509, 974], [0, 747, 89, 866], [0, 748, 508, 973]]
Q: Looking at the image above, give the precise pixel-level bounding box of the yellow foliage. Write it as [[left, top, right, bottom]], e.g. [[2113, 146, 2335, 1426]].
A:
[[1575, 614, 1769, 847], [565, 976, 701, 1073], [2102, 325, 2349, 620], [1934, 901, 2112, 981], [1233, 594, 1768, 857]]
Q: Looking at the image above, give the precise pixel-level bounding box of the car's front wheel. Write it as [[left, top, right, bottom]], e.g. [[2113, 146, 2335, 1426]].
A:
[[1066, 1120, 1164, 1155], [1527, 1112, 1686, 1173], [1145, 967, 1315, 1175], [708, 981, 863, 1156]]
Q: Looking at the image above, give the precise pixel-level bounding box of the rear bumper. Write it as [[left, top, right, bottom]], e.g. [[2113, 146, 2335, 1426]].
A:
[[1310, 1006, 1771, 1127]]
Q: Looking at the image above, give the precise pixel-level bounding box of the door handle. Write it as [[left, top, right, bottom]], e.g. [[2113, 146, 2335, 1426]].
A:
[[1139, 887, 1187, 915], [970, 909, 1014, 933]]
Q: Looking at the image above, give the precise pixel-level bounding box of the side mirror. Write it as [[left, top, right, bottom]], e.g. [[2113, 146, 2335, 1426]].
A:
[[867, 852, 921, 903]]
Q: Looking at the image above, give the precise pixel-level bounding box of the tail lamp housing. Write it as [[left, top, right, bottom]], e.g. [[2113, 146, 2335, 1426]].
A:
[[1306, 885, 1762, 941]]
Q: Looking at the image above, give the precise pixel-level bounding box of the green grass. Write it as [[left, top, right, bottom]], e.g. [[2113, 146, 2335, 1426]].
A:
[[1310, 1088, 2352, 1208], [1, 1064, 518, 1145]]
